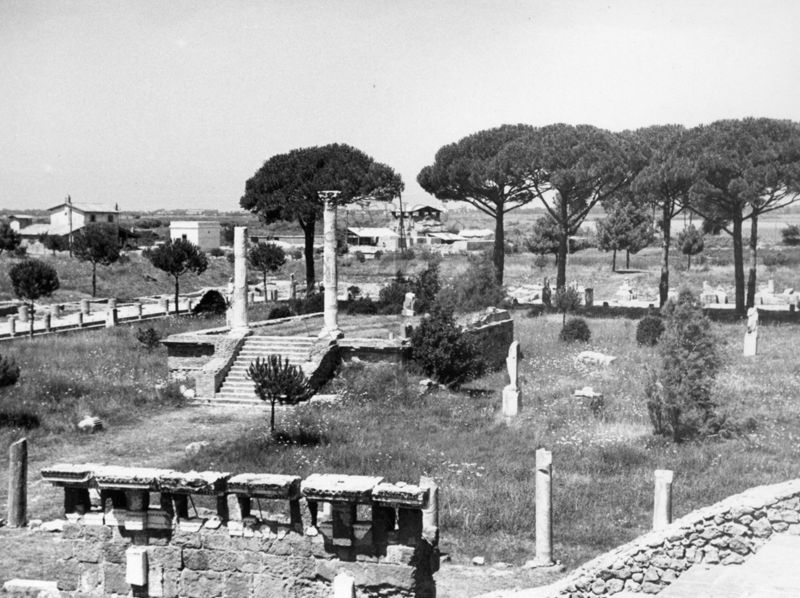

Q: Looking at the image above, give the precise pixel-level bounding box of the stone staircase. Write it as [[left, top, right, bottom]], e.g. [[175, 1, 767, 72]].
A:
[[213, 335, 316, 406]]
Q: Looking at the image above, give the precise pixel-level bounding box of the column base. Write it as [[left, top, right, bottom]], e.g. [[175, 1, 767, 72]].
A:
[[319, 327, 344, 340], [502, 385, 521, 417]]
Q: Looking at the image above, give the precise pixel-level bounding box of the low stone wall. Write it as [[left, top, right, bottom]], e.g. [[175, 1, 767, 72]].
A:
[[523, 303, 800, 324], [163, 328, 249, 396], [41, 464, 440, 598], [459, 308, 514, 370], [549, 479, 800, 597]]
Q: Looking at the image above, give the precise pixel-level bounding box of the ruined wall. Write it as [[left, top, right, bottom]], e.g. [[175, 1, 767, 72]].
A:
[[459, 308, 514, 370], [549, 479, 800, 597], [42, 465, 439, 598]]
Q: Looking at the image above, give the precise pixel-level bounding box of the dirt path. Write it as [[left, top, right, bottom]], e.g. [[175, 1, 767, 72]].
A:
[[0, 404, 563, 594]]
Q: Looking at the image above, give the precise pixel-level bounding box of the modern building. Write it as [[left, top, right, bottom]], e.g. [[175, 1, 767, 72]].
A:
[[15, 197, 122, 252], [346, 227, 400, 252], [169, 221, 221, 251]]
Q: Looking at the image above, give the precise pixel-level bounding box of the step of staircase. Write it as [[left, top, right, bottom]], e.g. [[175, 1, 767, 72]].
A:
[[214, 335, 315, 403]]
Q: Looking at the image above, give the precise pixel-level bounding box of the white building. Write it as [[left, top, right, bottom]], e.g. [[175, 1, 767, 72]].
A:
[[170, 221, 221, 251], [14, 197, 121, 252]]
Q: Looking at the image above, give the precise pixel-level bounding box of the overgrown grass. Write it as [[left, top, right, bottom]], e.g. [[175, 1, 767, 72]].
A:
[[179, 313, 800, 568]]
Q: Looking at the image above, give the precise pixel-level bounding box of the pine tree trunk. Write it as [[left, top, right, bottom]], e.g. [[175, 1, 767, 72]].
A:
[[747, 213, 759, 309], [301, 218, 316, 292], [626, 250, 630, 270], [92, 263, 97, 297], [687, 253, 691, 270], [493, 206, 504, 284], [28, 303, 34, 338], [612, 249, 617, 272], [659, 205, 671, 307], [732, 216, 745, 314], [270, 398, 276, 434], [174, 276, 180, 315]]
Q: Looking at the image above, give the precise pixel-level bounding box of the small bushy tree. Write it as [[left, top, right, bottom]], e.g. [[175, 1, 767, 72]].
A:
[[525, 216, 561, 265], [781, 224, 800, 246], [437, 252, 505, 312], [411, 303, 485, 388], [0, 222, 22, 256], [559, 317, 591, 342], [72, 224, 121, 296], [248, 242, 285, 297], [38, 233, 69, 256], [413, 260, 441, 313], [135, 327, 162, 352], [646, 289, 721, 441], [378, 271, 412, 314], [144, 239, 209, 314], [554, 286, 581, 325], [8, 259, 60, 337], [636, 315, 665, 346], [677, 224, 704, 270], [247, 355, 312, 434]]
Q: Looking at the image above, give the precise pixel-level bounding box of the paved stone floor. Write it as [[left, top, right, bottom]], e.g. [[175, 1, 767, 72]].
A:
[[658, 534, 800, 598]]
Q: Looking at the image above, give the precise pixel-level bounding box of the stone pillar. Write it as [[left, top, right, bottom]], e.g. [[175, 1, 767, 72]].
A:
[[332, 572, 356, 598], [534, 448, 554, 566], [18, 305, 28, 323], [320, 191, 342, 339], [420, 476, 439, 545], [290, 273, 297, 300], [584, 288, 594, 308], [230, 226, 249, 331], [7, 316, 16, 337], [7, 438, 27, 527], [653, 469, 674, 531], [43, 313, 51, 332], [105, 308, 118, 328], [502, 341, 522, 418], [76, 312, 84, 327], [159, 298, 169, 314], [135, 302, 143, 319], [80, 299, 90, 315], [108, 298, 117, 310], [768, 279, 775, 294]]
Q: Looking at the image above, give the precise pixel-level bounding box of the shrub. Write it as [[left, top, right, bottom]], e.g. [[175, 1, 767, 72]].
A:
[[192, 289, 227, 316], [398, 248, 416, 260], [135, 327, 162, 352], [0, 410, 40, 430], [533, 254, 548, 269], [347, 297, 378, 315], [354, 251, 365, 263], [374, 250, 383, 261], [559, 317, 591, 342], [378, 271, 412, 314], [636, 315, 665, 346], [781, 224, 800, 246], [301, 292, 324, 314], [12, 246, 27, 258], [247, 355, 312, 434], [677, 224, 704, 270], [226, 252, 235, 264], [268, 305, 294, 320], [646, 289, 721, 442], [437, 252, 504, 313], [208, 247, 225, 257], [347, 285, 361, 300], [0, 354, 21, 386], [762, 251, 788, 267], [410, 303, 485, 388]]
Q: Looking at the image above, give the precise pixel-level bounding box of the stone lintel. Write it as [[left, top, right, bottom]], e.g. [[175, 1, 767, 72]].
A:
[[227, 473, 301, 499], [93, 466, 171, 491], [41, 463, 96, 487], [301, 474, 384, 503], [158, 470, 231, 495], [372, 482, 428, 509]]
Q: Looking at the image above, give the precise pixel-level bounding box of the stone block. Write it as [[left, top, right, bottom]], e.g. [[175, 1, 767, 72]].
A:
[[182, 549, 209, 571], [56, 558, 81, 592], [78, 563, 102, 594], [171, 527, 202, 548], [203, 529, 233, 551], [752, 517, 774, 537], [703, 547, 720, 564], [253, 573, 290, 597], [63, 522, 85, 539], [642, 581, 662, 594], [76, 541, 103, 564], [722, 553, 745, 565], [606, 578, 624, 593], [180, 569, 225, 598], [103, 562, 129, 595], [223, 572, 251, 597], [103, 541, 128, 564], [148, 546, 183, 570], [728, 537, 752, 555]]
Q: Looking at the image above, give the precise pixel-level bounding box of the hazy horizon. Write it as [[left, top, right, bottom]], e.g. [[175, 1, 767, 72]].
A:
[[3, 0, 800, 212]]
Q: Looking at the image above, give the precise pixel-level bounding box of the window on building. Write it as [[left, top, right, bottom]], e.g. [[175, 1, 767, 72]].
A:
[[182, 234, 188, 241], [89, 215, 96, 222], [107, 215, 114, 223]]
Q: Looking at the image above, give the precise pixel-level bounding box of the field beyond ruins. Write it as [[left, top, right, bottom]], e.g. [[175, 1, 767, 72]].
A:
[[1, 307, 798, 586]]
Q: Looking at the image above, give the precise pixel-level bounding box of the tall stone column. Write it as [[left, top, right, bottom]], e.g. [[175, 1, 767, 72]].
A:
[[653, 469, 674, 530], [320, 191, 342, 339], [534, 448, 554, 566], [230, 226, 249, 331]]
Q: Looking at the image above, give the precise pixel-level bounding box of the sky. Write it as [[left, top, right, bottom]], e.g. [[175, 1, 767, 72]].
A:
[[2, 0, 800, 212]]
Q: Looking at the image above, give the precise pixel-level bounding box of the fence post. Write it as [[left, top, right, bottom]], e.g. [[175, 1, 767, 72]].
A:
[[7, 438, 28, 527], [534, 448, 554, 566], [653, 469, 674, 530], [332, 572, 355, 598]]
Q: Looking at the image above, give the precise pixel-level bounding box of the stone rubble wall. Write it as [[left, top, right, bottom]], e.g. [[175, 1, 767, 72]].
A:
[[41, 465, 438, 598], [549, 479, 800, 597]]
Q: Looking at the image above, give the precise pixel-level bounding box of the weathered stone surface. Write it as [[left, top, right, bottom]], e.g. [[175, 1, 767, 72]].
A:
[[102, 562, 128, 595], [180, 569, 225, 598]]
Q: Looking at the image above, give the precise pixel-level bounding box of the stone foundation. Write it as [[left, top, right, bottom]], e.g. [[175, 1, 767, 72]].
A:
[[41, 465, 439, 598]]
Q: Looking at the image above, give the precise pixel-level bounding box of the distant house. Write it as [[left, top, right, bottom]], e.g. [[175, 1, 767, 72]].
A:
[[8, 214, 34, 232], [15, 197, 122, 252], [169, 221, 221, 251], [346, 227, 400, 252]]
